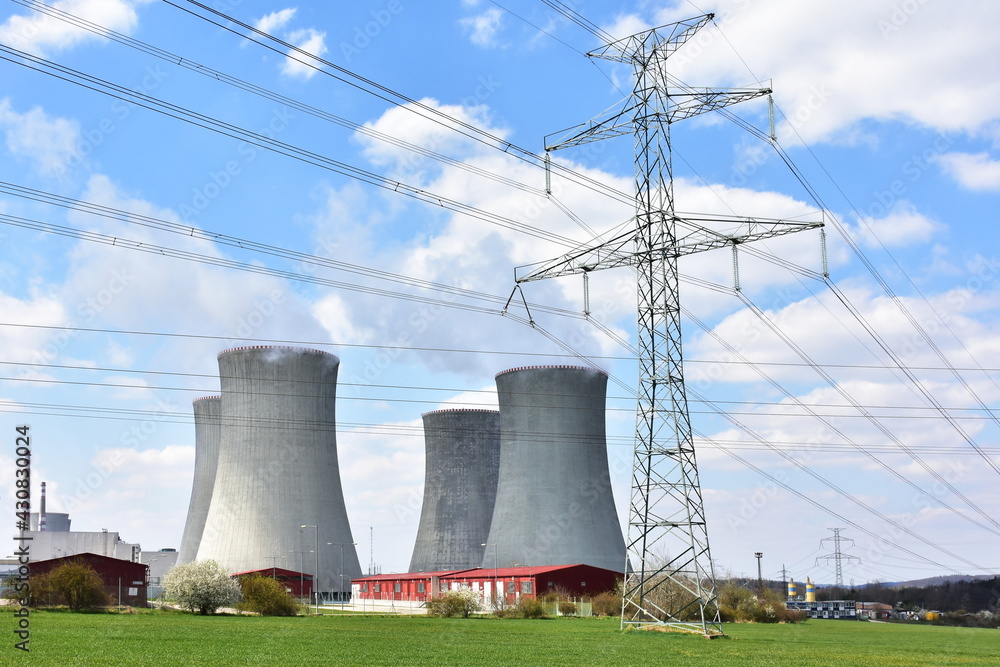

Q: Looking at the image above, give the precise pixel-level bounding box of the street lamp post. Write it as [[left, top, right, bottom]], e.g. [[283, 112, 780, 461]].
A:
[[289, 549, 310, 603], [301, 525, 319, 614], [755, 552, 764, 594], [328, 542, 357, 606], [481, 543, 498, 606]]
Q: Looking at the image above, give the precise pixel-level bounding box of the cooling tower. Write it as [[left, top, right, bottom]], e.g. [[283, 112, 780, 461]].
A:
[[176, 396, 222, 565], [409, 409, 501, 572], [482, 365, 626, 572], [196, 346, 361, 594]]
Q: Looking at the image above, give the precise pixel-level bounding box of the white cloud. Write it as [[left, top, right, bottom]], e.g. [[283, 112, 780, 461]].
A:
[[50, 445, 194, 546], [254, 7, 297, 35], [0, 0, 146, 57], [936, 152, 1000, 191], [853, 201, 941, 248], [598, 0, 1000, 142], [0, 290, 66, 365], [460, 8, 504, 48], [0, 98, 81, 176], [281, 28, 328, 79]]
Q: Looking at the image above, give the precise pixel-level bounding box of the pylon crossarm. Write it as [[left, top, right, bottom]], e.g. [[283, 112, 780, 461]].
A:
[[674, 215, 824, 255], [587, 14, 715, 64], [514, 222, 637, 282], [545, 100, 637, 151], [661, 88, 771, 124], [514, 215, 822, 283]]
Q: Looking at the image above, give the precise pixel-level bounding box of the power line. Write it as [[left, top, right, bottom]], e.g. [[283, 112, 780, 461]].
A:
[[0, 42, 586, 249], [163, 0, 633, 205]]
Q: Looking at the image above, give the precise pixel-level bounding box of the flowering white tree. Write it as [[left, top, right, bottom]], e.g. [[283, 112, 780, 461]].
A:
[[163, 560, 241, 615]]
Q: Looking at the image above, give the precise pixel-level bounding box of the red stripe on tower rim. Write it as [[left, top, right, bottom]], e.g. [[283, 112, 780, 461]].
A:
[[217, 345, 335, 358], [495, 364, 608, 379]]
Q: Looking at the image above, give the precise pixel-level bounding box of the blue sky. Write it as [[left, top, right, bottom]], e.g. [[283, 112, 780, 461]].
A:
[[1, 0, 998, 585]]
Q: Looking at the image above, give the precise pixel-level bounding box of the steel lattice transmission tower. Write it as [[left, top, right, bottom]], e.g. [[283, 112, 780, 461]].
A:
[[816, 528, 861, 588], [514, 14, 823, 635]]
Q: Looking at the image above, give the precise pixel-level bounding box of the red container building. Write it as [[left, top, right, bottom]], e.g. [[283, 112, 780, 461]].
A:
[[352, 564, 621, 605]]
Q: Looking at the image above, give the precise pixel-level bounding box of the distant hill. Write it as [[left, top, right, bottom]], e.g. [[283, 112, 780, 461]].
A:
[[893, 574, 995, 588], [812, 574, 995, 589]]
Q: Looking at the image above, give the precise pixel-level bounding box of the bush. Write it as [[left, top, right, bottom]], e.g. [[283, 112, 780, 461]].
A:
[[427, 588, 482, 618], [238, 575, 300, 616], [558, 600, 578, 616], [590, 591, 620, 617], [514, 596, 548, 619], [717, 582, 805, 623], [163, 560, 241, 615], [30, 562, 109, 611]]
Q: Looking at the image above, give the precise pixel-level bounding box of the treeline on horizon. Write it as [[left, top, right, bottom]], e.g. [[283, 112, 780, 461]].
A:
[[751, 577, 1000, 612]]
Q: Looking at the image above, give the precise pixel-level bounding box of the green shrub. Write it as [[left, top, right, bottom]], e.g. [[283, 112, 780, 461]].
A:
[[238, 575, 300, 616], [427, 588, 482, 618], [718, 582, 805, 623], [32, 562, 109, 611], [558, 600, 578, 616], [514, 596, 548, 619], [590, 591, 620, 617]]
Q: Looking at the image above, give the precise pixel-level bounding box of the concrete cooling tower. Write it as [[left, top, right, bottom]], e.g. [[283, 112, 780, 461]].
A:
[[409, 409, 501, 572], [196, 346, 361, 594], [176, 396, 222, 565], [482, 365, 626, 572]]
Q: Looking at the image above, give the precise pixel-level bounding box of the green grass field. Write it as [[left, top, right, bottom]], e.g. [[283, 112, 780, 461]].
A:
[[2, 610, 997, 666]]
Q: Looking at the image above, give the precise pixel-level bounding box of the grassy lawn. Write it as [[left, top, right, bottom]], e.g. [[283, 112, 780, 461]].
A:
[[2, 610, 998, 666]]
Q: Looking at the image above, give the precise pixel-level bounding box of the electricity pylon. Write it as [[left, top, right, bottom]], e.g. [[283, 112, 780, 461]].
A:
[[514, 14, 823, 635], [816, 528, 861, 588]]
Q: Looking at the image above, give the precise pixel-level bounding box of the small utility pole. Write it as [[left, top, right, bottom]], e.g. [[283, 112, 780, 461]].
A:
[[754, 552, 763, 593]]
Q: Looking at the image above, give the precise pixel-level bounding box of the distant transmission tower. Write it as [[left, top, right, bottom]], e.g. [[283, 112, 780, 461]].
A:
[[816, 528, 861, 587], [514, 14, 823, 635]]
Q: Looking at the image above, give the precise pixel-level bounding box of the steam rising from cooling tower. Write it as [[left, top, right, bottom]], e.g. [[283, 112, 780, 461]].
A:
[[196, 346, 361, 593], [409, 409, 501, 572], [482, 366, 626, 571], [177, 396, 222, 565]]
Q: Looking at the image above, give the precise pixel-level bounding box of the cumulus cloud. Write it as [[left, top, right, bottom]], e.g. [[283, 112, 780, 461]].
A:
[[852, 201, 942, 248], [281, 28, 328, 79], [0, 0, 146, 57], [0, 98, 81, 176], [597, 0, 1000, 142], [460, 7, 504, 47], [936, 152, 1000, 191], [254, 7, 297, 35]]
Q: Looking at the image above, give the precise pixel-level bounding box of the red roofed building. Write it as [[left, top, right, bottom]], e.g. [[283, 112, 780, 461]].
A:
[[352, 564, 621, 605], [29, 553, 148, 607]]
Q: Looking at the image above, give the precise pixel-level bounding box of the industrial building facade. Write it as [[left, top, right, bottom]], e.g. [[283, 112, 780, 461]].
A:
[[352, 564, 621, 605], [786, 599, 858, 619]]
